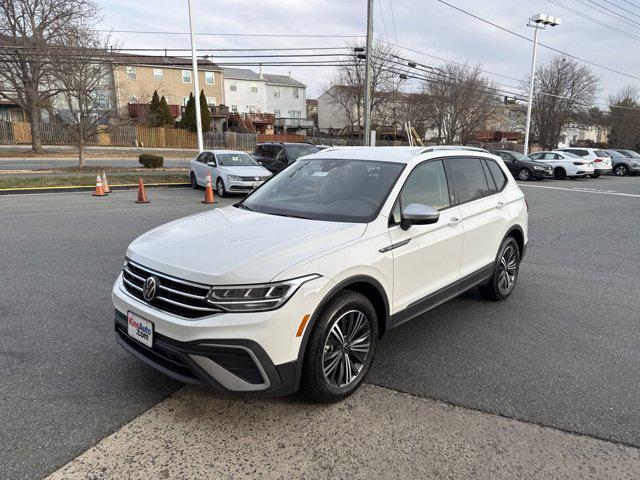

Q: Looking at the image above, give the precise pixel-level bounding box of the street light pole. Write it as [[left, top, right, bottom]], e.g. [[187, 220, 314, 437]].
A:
[[523, 13, 561, 155], [363, 0, 374, 146], [188, 0, 204, 153]]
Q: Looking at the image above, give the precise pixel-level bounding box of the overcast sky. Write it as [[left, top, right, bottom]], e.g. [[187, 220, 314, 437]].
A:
[[99, 0, 640, 107]]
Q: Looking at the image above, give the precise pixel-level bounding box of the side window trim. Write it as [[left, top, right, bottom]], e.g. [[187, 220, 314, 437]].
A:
[[442, 156, 498, 207], [484, 158, 508, 193]]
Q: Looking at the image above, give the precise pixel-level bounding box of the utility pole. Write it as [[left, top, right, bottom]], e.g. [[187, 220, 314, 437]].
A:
[[524, 13, 561, 155], [363, 0, 374, 146], [188, 0, 204, 152]]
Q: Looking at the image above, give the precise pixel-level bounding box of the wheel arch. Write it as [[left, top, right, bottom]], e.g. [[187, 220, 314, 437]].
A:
[[504, 225, 525, 259], [293, 275, 390, 391]]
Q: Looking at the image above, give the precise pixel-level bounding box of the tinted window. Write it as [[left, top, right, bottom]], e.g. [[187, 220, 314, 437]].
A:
[[485, 159, 507, 191], [254, 146, 264, 157], [241, 159, 405, 223], [400, 160, 450, 211], [573, 149, 588, 157], [196, 152, 208, 163], [595, 149, 609, 157], [529, 153, 543, 160], [447, 158, 492, 204], [283, 144, 320, 161], [481, 160, 497, 193], [216, 153, 258, 167]]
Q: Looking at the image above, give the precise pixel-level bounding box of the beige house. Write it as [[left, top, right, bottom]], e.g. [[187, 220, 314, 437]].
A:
[[113, 54, 226, 128]]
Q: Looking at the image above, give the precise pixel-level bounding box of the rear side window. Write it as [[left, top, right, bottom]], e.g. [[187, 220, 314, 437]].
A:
[[254, 146, 264, 156], [569, 149, 588, 157], [595, 149, 609, 157], [400, 160, 450, 211], [446, 158, 493, 204], [485, 159, 507, 191]]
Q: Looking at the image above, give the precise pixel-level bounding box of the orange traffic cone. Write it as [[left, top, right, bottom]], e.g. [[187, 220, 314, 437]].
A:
[[135, 177, 150, 204], [202, 171, 215, 204], [102, 170, 111, 194], [93, 174, 105, 197]]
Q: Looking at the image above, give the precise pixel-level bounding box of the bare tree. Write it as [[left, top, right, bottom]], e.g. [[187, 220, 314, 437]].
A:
[[422, 63, 498, 144], [322, 40, 403, 137], [0, 0, 97, 152], [607, 86, 640, 149], [52, 31, 115, 166], [528, 56, 599, 150]]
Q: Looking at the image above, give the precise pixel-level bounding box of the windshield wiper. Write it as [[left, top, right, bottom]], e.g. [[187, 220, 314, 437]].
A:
[[234, 203, 253, 211]]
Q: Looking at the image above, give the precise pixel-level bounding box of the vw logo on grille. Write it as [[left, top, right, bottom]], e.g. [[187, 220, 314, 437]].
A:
[[254, 176, 260, 181], [142, 276, 159, 302]]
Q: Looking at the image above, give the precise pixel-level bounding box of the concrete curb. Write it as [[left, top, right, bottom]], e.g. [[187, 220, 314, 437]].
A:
[[0, 182, 191, 195]]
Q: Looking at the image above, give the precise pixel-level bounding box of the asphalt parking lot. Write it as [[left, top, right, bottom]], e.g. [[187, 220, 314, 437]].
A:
[[1, 176, 639, 479]]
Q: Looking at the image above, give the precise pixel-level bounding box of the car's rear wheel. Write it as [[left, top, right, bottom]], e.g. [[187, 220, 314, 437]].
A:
[[216, 178, 228, 197], [590, 171, 601, 178], [518, 168, 531, 181], [554, 167, 567, 180], [614, 164, 628, 176], [478, 237, 521, 301], [301, 291, 377, 403], [190, 172, 198, 189]]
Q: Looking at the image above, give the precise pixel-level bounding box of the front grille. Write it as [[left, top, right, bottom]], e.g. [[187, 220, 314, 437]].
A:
[[122, 260, 219, 319], [240, 176, 268, 181]]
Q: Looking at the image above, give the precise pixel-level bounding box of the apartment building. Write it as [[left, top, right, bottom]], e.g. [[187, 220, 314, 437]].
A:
[[114, 54, 225, 125]]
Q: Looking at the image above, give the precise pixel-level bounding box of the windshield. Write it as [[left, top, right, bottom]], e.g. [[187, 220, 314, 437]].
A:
[[283, 144, 320, 161], [511, 152, 529, 161], [239, 158, 405, 223], [607, 150, 625, 159], [595, 149, 610, 157], [216, 153, 258, 167], [622, 150, 640, 158]]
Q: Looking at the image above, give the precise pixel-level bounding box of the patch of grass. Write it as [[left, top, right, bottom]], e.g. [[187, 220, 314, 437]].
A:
[[0, 173, 188, 189]]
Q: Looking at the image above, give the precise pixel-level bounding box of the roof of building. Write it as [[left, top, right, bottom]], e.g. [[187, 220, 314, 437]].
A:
[[306, 99, 318, 105], [262, 73, 306, 88], [114, 53, 221, 71], [222, 67, 265, 81]]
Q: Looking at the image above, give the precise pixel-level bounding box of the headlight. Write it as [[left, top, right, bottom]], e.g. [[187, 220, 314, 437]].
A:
[[533, 165, 545, 171], [206, 274, 321, 312], [227, 174, 242, 181]]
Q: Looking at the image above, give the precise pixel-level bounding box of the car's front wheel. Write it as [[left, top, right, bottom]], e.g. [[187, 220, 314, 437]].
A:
[[554, 167, 567, 180], [301, 291, 378, 403], [518, 168, 531, 181], [614, 164, 628, 176], [216, 178, 228, 197], [478, 237, 521, 301], [190, 172, 198, 189], [590, 171, 601, 178]]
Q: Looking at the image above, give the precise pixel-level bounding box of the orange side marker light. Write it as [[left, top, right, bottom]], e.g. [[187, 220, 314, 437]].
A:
[[296, 314, 310, 337]]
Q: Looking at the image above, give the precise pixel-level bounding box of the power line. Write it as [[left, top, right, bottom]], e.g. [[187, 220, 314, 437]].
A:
[[376, 0, 390, 41], [431, 0, 640, 81], [100, 29, 364, 38], [580, 0, 640, 24], [388, 0, 399, 44]]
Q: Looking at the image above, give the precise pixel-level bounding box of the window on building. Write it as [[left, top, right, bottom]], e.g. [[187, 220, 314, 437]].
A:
[[205, 71, 214, 85], [129, 95, 139, 103], [274, 109, 281, 117], [273, 87, 280, 97], [182, 70, 192, 84], [292, 88, 299, 98], [125, 66, 136, 80], [182, 96, 190, 106], [230, 81, 237, 92], [231, 105, 238, 113], [206, 97, 216, 106], [251, 83, 258, 93], [153, 68, 163, 81]]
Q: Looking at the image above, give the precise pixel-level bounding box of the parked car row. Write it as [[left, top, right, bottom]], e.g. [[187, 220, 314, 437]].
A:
[[491, 147, 640, 181]]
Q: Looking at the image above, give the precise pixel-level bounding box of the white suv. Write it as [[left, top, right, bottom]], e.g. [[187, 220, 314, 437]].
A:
[[555, 148, 612, 178], [113, 147, 528, 403]]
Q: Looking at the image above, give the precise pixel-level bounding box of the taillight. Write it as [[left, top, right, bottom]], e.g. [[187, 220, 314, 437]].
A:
[[594, 158, 603, 163]]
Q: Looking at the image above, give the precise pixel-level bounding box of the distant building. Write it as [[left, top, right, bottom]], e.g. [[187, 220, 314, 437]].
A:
[[263, 74, 312, 132], [306, 99, 318, 128], [558, 124, 609, 148]]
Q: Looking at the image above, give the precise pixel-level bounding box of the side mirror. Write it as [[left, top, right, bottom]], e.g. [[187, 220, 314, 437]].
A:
[[207, 161, 217, 167], [401, 203, 439, 230]]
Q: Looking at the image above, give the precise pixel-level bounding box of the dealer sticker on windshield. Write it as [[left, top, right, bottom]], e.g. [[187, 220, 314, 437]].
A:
[[127, 311, 153, 348]]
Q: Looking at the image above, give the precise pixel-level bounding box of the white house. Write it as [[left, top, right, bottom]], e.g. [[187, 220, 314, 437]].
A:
[[263, 73, 313, 131], [222, 67, 268, 114]]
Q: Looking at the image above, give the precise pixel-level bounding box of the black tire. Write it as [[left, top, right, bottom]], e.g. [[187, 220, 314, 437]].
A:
[[517, 168, 532, 181], [478, 237, 521, 301], [190, 172, 198, 189], [554, 167, 567, 180], [590, 171, 601, 178], [216, 178, 228, 198], [613, 164, 628, 177], [300, 290, 378, 403]]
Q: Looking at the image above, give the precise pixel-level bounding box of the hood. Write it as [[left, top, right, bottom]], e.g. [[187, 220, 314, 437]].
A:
[[218, 165, 272, 177], [127, 206, 366, 285]]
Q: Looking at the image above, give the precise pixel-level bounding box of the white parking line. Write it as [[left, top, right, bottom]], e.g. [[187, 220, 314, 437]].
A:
[[518, 183, 640, 198]]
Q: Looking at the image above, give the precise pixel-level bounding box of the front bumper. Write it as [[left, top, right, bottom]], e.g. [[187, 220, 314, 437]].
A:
[[112, 272, 331, 394], [594, 166, 612, 174], [226, 179, 266, 193], [532, 169, 553, 179], [115, 310, 297, 396]]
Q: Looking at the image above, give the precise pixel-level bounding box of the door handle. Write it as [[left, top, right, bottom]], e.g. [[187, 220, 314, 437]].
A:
[[448, 217, 461, 226], [496, 201, 505, 209]]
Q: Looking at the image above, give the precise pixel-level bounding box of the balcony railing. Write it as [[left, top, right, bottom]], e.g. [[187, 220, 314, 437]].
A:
[[274, 117, 315, 128], [211, 105, 229, 117], [245, 112, 275, 124]]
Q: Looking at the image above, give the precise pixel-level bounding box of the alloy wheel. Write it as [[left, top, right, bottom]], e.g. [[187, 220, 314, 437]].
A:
[[614, 165, 627, 176], [322, 309, 371, 389], [497, 245, 518, 295], [518, 168, 531, 181]]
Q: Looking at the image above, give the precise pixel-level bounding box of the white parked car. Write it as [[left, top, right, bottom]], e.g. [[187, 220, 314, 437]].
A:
[[113, 147, 528, 402], [189, 149, 272, 197], [555, 148, 612, 177], [528, 151, 595, 179]]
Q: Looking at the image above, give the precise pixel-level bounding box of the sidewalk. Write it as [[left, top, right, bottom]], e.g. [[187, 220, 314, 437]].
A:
[[47, 384, 640, 480]]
